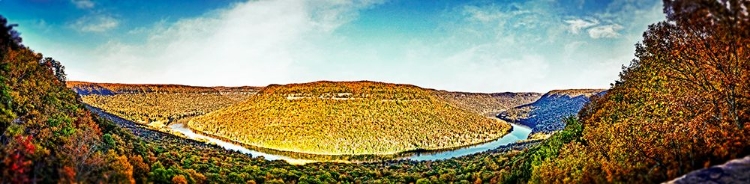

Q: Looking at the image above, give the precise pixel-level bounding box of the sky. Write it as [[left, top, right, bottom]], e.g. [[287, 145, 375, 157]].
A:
[[0, 0, 665, 92]]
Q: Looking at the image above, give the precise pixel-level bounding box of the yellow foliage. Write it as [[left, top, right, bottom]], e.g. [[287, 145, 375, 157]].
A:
[[190, 81, 513, 155]]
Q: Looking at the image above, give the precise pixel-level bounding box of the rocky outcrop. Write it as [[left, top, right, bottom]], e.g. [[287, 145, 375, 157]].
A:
[[666, 156, 750, 184]]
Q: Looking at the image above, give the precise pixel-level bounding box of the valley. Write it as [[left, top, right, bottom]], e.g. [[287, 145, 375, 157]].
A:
[[72, 81, 555, 162], [68, 80, 603, 164]]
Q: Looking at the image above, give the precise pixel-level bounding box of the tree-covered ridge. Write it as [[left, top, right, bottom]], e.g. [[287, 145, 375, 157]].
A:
[[0, 15, 139, 183], [190, 81, 513, 156], [434, 91, 542, 117], [531, 0, 750, 182], [545, 89, 604, 98], [260, 80, 430, 100], [499, 89, 605, 133], [81, 93, 252, 124], [69, 81, 258, 128], [67, 81, 260, 95]]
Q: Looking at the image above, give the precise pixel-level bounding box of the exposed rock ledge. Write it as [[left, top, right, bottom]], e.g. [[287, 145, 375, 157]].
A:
[[665, 156, 750, 184]]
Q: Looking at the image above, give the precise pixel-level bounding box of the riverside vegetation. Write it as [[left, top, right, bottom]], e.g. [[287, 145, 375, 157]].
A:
[[2, 0, 749, 182]]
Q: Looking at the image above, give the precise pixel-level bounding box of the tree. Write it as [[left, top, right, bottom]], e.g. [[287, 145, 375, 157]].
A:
[[0, 15, 18, 136], [659, 0, 749, 127], [41, 57, 66, 84], [172, 175, 188, 184], [105, 151, 135, 184], [0, 15, 22, 53]]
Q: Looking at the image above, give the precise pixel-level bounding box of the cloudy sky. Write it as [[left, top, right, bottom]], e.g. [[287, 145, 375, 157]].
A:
[[1, 0, 664, 92]]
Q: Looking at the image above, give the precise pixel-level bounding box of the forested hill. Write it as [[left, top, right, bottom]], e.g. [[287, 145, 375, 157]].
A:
[[498, 89, 605, 133], [0, 16, 143, 183], [434, 90, 542, 117], [190, 81, 513, 155], [67, 81, 260, 95], [529, 0, 750, 182]]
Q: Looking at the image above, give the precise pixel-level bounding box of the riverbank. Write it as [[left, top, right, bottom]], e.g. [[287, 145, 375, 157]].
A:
[[85, 105, 259, 157]]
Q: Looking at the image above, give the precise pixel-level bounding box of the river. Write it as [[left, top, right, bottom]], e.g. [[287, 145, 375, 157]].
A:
[[168, 123, 532, 163]]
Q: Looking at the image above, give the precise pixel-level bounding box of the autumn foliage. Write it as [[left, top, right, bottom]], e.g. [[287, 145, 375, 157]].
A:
[[434, 90, 542, 117], [190, 81, 512, 155], [0, 15, 137, 183], [67, 81, 260, 95], [82, 92, 254, 124], [531, 0, 750, 182]]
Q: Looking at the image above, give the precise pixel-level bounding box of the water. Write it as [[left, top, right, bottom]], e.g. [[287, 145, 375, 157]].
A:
[[168, 123, 532, 163], [168, 123, 310, 163], [408, 123, 532, 160]]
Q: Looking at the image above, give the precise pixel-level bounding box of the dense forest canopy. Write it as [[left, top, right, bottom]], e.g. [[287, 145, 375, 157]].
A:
[[0, 15, 134, 183], [190, 81, 512, 156], [531, 0, 750, 182], [67, 81, 261, 95]]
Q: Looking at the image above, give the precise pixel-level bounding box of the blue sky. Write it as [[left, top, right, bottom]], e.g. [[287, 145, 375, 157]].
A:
[[1, 0, 664, 92]]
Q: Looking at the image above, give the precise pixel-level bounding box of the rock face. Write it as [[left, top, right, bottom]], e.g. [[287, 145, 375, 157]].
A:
[[498, 89, 606, 133], [666, 156, 750, 184]]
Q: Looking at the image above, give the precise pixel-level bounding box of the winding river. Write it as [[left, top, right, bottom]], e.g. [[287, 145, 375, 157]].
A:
[[168, 123, 532, 164]]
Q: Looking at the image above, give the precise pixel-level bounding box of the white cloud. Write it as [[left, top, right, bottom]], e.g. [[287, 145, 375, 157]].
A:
[[67, 0, 384, 86], [587, 24, 623, 38], [564, 18, 598, 34], [72, 15, 119, 32], [464, 6, 507, 23], [439, 45, 551, 92], [71, 0, 94, 9]]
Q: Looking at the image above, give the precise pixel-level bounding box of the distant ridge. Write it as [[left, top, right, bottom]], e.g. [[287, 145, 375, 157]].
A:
[[434, 90, 543, 117], [498, 89, 606, 133], [67, 81, 261, 95]]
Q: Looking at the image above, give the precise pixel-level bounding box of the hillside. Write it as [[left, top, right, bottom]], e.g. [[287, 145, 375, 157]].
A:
[[189, 81, 513, 155], [0, 16, 145, 183], [498, 89, 605, 133], [434, 91, 542, 117], [67, 81, 260, 95], [529, 1, 750, 182], [72, 81, 258, 126]]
